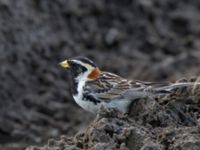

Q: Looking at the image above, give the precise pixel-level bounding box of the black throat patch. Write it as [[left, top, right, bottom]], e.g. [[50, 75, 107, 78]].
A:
[[71, 77, 78, 95]]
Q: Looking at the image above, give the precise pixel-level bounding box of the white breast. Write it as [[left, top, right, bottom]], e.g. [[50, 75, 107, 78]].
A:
[[73, 94, 99, 113], [73, 73, 131, 113], [73, 77, 100, 113], [73, 91, 131, 113]]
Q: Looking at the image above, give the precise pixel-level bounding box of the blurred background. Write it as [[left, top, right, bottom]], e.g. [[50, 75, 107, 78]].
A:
[[0, 0, 200, 149]]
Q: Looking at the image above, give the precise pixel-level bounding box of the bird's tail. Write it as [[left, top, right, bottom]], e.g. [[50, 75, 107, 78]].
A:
[[152, 82, 200, 96]]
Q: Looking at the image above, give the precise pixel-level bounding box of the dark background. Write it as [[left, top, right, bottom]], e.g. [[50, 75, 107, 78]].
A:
[[0, 0, 200, 149]]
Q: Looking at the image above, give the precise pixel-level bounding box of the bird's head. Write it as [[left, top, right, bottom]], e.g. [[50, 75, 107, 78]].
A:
[[60, 57, 101, 81]]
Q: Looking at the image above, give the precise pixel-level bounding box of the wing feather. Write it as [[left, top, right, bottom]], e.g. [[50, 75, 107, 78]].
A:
[[84, 72, 173, 102], [84, 72, 137, 101]]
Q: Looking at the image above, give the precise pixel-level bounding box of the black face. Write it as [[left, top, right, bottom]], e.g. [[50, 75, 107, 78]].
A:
[[68, 60, 87, 78], [68, 57, 97, 78], [67, 57, 96, 95]]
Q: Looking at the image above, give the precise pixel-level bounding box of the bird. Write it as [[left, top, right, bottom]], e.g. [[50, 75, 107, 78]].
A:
[[59, 56, 198, 113]]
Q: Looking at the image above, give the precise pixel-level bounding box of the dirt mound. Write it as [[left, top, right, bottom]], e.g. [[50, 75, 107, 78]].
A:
[[27, 81, 200, 149], [28, 107, 164, 150], [0, 0, 200, 149]]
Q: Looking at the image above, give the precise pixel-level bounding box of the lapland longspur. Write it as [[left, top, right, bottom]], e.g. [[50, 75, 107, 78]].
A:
[[60, 57, 197, 113]]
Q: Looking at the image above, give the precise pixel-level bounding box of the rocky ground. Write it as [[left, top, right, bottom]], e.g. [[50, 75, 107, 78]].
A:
[[0, 0, 200, 150]]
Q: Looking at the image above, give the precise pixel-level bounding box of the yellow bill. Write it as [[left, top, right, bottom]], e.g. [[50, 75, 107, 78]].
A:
[[59, 60, 70, 68]]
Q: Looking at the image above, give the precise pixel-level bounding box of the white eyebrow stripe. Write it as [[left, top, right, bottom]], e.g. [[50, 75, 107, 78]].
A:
[[72, 60, 94, 70], [72, 60, 83, 65]]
